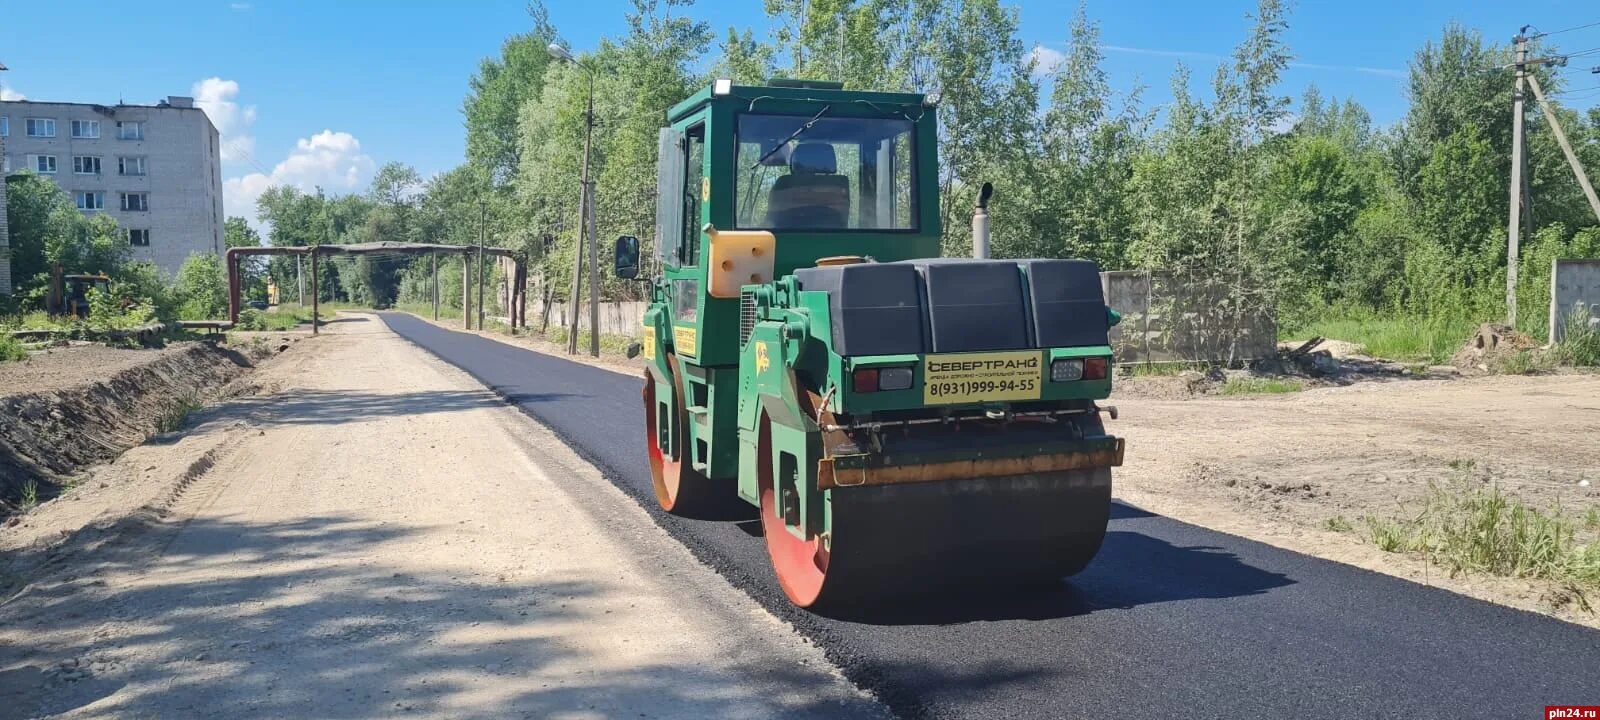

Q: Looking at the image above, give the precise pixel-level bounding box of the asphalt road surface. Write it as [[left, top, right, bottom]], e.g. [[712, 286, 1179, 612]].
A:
[[380, 312, 1600, 720]]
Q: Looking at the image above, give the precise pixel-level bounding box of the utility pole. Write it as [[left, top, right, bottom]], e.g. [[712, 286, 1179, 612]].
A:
[[547, 43, 599, 356], [462, 253, 472, 330], [1506, 31, 1528, 327], [310, 249, 320, 336], [431, 253, 439, 321], [296, 254, 304, 305], [478, 198, 488, 331], [587, 176, 599, 357], [570, 72, 596, 355]]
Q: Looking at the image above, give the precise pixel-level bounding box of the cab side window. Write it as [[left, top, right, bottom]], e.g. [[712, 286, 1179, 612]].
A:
[[680, 125, 705, 266]]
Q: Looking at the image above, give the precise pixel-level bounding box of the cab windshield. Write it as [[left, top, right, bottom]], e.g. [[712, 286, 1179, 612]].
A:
[[735, 113, 917, 231]]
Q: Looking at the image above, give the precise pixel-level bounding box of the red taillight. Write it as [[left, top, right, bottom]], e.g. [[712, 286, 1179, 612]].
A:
[[852, 368, 879, 393], [1083, 357, 1108, 380]]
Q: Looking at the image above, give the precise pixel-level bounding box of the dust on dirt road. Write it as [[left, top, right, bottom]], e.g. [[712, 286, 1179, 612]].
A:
[[0, 314, 882, 719]]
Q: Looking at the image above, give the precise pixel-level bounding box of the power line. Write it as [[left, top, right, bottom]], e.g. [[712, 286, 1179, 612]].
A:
[[1549, 83, 1600, 96], [1532, 19, 1600, 39]]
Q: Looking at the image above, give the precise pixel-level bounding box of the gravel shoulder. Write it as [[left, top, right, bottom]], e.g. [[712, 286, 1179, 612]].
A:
[[0, 313, 881, 719]]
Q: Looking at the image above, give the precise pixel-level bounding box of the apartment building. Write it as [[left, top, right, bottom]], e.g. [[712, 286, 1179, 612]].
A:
[[1, 95, 224, 279]]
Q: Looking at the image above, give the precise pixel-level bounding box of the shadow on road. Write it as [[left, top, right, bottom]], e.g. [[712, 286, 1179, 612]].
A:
[[822, 529, 1293, 626], [218, 389, 508, 427], [0, 512, 867, 719]]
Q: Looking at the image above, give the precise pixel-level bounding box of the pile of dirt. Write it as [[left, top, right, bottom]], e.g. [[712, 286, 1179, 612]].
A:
[[0, 342, 262, 513], [1451, 323, 1539, 369]]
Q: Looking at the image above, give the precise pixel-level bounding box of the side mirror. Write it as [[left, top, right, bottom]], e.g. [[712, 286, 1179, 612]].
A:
[[613, 235, 640, 280]]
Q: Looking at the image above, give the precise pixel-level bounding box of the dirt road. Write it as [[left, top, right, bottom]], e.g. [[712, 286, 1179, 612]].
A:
[[0, 315, 881, 719]]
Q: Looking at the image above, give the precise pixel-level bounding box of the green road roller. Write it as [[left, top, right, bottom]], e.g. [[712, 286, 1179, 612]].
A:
[[614, 78, 1124, 609]]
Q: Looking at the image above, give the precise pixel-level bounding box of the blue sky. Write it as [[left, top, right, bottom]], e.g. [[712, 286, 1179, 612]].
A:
[[3, 0, 1599, 230]]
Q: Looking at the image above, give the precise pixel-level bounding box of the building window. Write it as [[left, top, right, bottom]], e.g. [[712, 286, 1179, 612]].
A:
[[128, 229, 151, 247], [25, 118, 56, 137], [73, 156, 102, 175], [76, 191, 105, 211], [117, 156, 147, 176], [0, 116, 8, 137], [117, 121, 145, 140], [120, 192, 149, 212], [70, 120, 101, 139], [2, 155, 9, 173], [29, 154, 57, 173]]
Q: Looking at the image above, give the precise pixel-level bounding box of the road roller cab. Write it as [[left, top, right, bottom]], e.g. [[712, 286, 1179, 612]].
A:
[[622, 78, 1124, 609]]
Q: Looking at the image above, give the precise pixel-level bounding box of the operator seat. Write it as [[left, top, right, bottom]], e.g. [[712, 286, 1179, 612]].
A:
[[768, 142, 850, 228]]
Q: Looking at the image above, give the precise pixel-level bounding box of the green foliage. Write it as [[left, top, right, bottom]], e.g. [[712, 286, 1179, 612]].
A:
[[174, 254, 229, 320], [174, 0, 1600, 360], [84, 287, 156, 333], [235, 308, 300, 332], [1554, 313, 1600, 367], [1219, 377, 1303, 395], [464, 2, 560, 185], [113, 261, 177, 319], [4, 174, 131, 302], [156, 393, 204, 433], [0, 334, 27, 363], [1287, 310, 1478, 363], [1361, 474, 1600, 602], [19, 479, 39, 512]]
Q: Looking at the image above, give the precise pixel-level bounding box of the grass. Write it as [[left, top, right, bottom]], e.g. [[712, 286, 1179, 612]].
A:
[[393, 302, 463, 320], [1324, 515, 1353, 532], [0, 334, 28, 363], [1359, 471, 1600, 608], [1286, 312, 1479, 364], [1553, 313, 1600, 367], [19, 479, 39, 512], [155, 393, 204, 433], [1121, 362, 1207, 377], [1219, 377, 1303, 395], [538, 325, 638, 356]]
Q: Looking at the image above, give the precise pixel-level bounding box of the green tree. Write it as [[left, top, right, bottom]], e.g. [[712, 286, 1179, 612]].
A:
[[464, 1, 560, 185], [174, 253, 229, 320], [224, 216, 267, 302]]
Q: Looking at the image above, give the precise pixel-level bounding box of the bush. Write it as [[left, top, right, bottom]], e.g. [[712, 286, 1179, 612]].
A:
[[174, 253, 229, 320], [236, 308, 304, 332], [0, 334, 27, 362]]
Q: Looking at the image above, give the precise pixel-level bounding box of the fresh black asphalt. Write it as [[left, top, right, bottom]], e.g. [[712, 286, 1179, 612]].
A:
[[380, 312, 1600, 720]]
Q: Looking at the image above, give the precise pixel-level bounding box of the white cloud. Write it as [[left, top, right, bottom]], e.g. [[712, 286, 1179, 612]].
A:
[[0, 88, 24, 101], [193, 77, 257, 163], [224, 130, 376, 232], [1029, 45, 1066, 77], [1267, 113, 1299, 136], [230, 2, 252, 10]]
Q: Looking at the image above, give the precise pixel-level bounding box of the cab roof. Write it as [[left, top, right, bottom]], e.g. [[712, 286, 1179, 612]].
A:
[[667, 80, 929, 124]]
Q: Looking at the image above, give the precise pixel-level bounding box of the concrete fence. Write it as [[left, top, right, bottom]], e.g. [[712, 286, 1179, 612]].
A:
[[1551, 259, 1600, 343], [1101, 270, 1278, 365], [530, 300, 649, 338], [510, 270, 1280, 364]]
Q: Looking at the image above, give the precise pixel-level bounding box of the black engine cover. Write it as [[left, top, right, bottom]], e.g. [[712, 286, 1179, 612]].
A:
[[793, 258, 1108, 356]]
